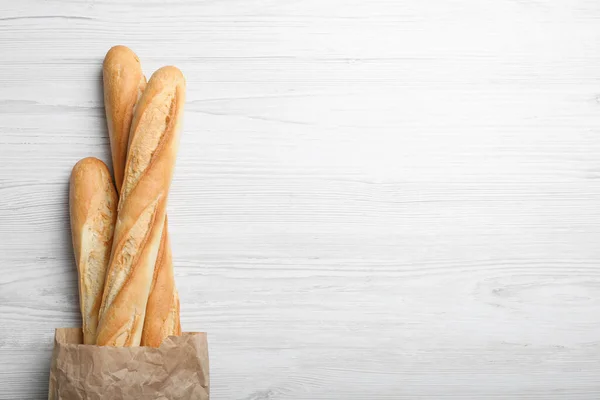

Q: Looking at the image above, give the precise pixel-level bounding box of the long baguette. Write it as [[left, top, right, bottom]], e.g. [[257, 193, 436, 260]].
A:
[[69, 157, 118, 345], [103, 45, 146, 193], [96, 66, 186, 346], [103, 47, 182, 347]]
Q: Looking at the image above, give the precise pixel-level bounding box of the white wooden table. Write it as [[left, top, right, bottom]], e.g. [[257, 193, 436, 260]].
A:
[[2, 1, 600, 398]]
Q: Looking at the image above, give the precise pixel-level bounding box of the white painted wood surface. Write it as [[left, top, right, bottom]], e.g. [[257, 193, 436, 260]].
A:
[[1, 0, 600, 398]]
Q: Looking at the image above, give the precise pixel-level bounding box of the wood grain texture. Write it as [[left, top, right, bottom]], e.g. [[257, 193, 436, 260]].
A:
[[2, 0, 600, 398]]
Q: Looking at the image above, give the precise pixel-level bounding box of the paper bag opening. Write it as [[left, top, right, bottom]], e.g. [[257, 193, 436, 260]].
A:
[[49, 328, 209, 400]]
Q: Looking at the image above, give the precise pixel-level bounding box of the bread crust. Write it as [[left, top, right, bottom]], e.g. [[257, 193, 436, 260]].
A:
[[141, 217, 182, 347], [103, 45, 146, 194], [69, 157, 118, 345], [97, 66, 186, 347]]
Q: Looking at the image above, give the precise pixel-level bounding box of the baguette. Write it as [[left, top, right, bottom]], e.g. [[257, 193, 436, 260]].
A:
[[96, 66, 186, 346], [103, 47, 182, 347], [103, 45, 146, 193], [69, 157, 118, 345], [141, 217, 182, 347]]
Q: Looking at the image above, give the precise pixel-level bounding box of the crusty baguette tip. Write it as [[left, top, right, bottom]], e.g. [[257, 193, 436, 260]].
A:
[[103, 45, 146, 194]]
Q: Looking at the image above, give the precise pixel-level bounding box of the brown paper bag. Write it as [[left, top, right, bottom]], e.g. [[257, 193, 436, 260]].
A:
[[48, 328, 209, 400]]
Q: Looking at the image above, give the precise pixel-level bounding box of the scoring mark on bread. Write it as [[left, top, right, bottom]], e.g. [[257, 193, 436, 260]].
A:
[[100, 197, 160, 317], [112, 309, 142, 347], [120, 87, 178, 205]]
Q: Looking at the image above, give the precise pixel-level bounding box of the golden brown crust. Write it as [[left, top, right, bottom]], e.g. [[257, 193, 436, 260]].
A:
[[69, 157, 118, 345], [103, 45, 146, 194], [141, 218, 181, 347], [103, 52, 183, 347], [97, 66, 185, 347]]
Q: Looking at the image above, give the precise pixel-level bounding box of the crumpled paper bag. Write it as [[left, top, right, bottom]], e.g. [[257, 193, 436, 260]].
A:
[[48, 328, 209, 400]]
